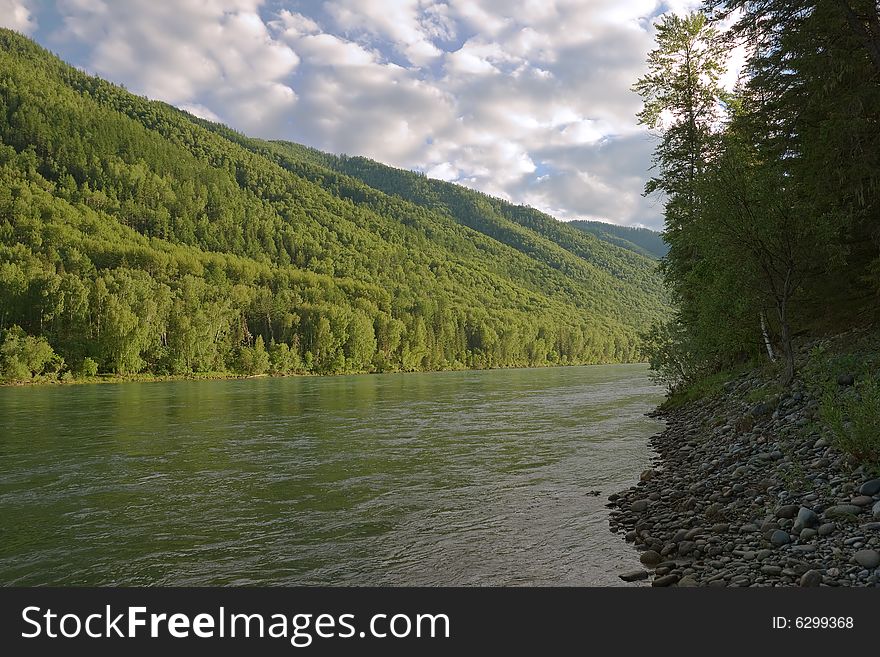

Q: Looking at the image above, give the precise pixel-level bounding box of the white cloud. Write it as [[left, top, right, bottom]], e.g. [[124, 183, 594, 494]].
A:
[[0, 0, 37, 34], [52, 0, 299, 137], [324, 0, 449, 66], [27, 0, 740, 229]]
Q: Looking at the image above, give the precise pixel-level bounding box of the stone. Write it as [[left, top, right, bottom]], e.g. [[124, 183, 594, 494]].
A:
[[761, 565, 783, 576], [859, 478, 880, 496], [770, 529, 790, 547], [751, 402, 773, 416], [619, 570, 649, 582], [837, 373, 855, 386], [851, 495, 874, 506], [652, 574, 680, 587], [799, 570, 822, 587], [678, 540, 696, 556], [818, 523, 836, 536], [793, 507, 818, 531], [853, 549, 880, 569], [800, 528, 818, 540], [775, 504, 799, 520], [630, 499, 649, 513], [874, 500, 880, 520], [639, 550, 661, 566], [824, 504, 862, 518], [677, 575, 699, 587]]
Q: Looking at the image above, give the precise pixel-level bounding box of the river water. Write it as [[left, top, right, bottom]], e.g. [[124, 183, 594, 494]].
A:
[[0, 364, 663, 586]]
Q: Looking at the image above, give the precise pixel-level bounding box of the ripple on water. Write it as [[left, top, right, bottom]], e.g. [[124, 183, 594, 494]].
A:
[[0, 364, 663, 586]]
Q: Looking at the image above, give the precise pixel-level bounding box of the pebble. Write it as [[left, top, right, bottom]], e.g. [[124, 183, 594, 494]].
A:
[[639, 550, 661, 566], [794, 506, 819, 529], [799, 570, 822, 587], [853, 549, 880, 569], [652, 574, 679, 587], [630, 499, 649, 513], [775, 504, 799, 519], [824, 504, 862, 518], [607, 360, 880, 589]]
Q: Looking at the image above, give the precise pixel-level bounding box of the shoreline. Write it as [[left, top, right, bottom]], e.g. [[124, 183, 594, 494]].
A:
[[608, 363, 880, 587], [0, 360, 650, 389]]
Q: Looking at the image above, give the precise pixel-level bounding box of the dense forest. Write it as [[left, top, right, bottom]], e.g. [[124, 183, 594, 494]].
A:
[[638, 2, 880, 389], [0, 29, 668, 383], [568, 220, 668, 260]]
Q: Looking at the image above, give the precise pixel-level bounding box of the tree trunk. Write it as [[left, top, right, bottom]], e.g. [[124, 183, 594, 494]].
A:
[[760, 311, 776, 362]]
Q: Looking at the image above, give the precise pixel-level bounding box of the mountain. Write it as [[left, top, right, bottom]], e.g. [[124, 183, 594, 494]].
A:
[[0, 29, 668, 380], [568, 220, 668, 260]]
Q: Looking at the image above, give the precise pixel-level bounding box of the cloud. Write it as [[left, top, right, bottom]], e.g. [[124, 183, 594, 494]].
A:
[[25, 0, 730, 229], [51, 0, 299, 137], [0, 0, 37, 34], [324, 0, 454, 66]]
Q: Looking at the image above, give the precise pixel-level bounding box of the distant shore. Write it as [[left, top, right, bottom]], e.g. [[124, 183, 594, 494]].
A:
[[0, 360, 650, 389]]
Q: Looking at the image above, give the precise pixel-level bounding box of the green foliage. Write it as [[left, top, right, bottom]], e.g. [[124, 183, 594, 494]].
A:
[[0, 324, 63, 381], [639, 317, 703, 390], [75, 356, 98, 378], [821, 378, 880, 465], [660, 369, 734, 411], [638, 5, 880, 389], [235, 335, 270, 376], [0, 28, 669, 383]]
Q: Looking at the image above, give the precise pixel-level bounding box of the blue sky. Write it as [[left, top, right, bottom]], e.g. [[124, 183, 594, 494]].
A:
[[0, 0, 721, 229]]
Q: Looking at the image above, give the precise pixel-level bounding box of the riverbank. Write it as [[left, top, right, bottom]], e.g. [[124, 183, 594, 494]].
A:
[[609, 331, 880, 587], [0, 360, 644, 388]]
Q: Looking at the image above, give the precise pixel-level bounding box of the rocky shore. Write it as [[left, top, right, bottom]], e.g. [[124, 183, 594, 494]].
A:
[[609, 368, 880, 587]]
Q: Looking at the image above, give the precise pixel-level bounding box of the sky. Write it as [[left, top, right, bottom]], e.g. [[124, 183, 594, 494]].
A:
[[0, 0, 741, 229]]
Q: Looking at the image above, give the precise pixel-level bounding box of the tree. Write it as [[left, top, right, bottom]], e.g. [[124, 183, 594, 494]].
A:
[[0, 324, 63, 381], [695, 115, 839, 384], [633, 12, 728, 231]]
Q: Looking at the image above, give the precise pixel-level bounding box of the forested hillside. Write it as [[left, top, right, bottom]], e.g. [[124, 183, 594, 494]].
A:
[[568, 220, 668, 260], [0, 29, 667, 382]]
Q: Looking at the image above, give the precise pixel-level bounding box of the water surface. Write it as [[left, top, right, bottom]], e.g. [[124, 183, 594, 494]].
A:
[[0, 364, 662, 585]]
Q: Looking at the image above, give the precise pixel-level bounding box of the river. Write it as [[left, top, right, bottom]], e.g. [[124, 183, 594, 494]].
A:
[[0, 364, 663, 586]]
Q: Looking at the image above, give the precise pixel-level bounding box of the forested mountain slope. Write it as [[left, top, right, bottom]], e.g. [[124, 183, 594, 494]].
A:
[[568, 220, 668, 260], [0, 29, 667, 381]]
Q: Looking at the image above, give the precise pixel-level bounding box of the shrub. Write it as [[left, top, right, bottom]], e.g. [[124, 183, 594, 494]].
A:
[[821, 377, 880, 465], [76, 357, 99, 378], [0, 326, 64, 382]]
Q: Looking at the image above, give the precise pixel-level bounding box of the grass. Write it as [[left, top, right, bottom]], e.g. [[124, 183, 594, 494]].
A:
[[660, 368, 742, 411], [820, 377, 880, 466], [745, 382, 784, 404], [800, 328, 880, 467]]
